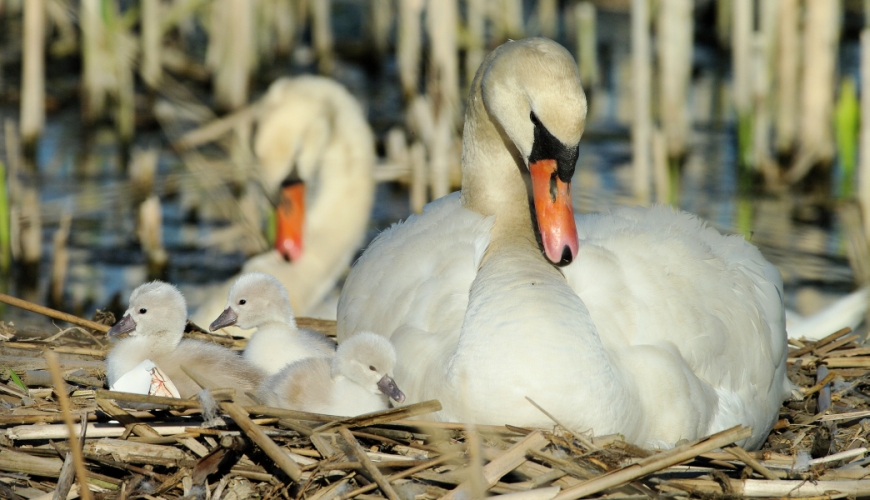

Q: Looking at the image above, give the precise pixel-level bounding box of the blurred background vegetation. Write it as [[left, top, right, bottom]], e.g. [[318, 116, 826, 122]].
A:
[[0, 0, 867, 329]]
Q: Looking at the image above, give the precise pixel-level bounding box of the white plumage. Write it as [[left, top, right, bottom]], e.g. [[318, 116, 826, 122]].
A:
[[106, 281, 265, 406], [337, 38, 789, 449], [209, 272, 335, 375], [258, 332, 405, 416]]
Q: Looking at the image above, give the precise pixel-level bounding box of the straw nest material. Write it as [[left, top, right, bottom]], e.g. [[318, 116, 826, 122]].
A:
[[2, 316, 870, 500]]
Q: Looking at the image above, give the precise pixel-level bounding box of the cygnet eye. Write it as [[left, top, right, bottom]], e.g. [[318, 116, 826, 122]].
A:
[[369, 365, 376, 371], [139, 308, 147, 314], [239, 299, 246, 305]]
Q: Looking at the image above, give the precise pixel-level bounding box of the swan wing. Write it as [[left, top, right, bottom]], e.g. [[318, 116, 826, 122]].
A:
[[563, 205, 788, 448], [337, 193, 493, 404]]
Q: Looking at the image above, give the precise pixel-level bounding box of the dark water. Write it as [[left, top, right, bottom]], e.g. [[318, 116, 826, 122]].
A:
[[0, 9, 858, 330]]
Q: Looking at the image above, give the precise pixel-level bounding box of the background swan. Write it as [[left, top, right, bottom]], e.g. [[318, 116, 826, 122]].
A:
[[106, 281, 265, 405], [190, 76, 376, 328], [258, 331, 405, 416], [337, 38, 789, 450], [209, 272, 335, 375]]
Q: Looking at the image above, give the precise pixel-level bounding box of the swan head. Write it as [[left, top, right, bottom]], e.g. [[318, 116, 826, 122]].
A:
[[332, 332, 405, 403], [108, 281, 187, 348], [256, 77, 334, 262], [469, 38, 587, 265], [209, 272, 296, 331]]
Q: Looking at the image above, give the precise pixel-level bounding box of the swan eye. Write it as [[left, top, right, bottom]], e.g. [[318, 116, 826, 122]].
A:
[[239, 299, 246, 305], [139, 308, 147, 314], [369, 365, 376, 371]]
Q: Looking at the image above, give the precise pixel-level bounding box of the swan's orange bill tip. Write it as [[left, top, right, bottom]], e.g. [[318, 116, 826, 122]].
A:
[[529, 159, 578, 266], [275, 182, 306, 261]]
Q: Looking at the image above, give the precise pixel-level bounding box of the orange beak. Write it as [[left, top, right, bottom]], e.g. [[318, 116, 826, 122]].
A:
[[275, 181, 305, 261], [530, 159, 578, 265]]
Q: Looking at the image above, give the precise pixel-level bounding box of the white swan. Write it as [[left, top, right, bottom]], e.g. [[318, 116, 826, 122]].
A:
[[209, 272, 335, 375], [258, 331, 405, 416], [337, 38, 790, 450], [786, 286, 870, 340], [190, 76, 376, 327], [106, 281, 265, 406]]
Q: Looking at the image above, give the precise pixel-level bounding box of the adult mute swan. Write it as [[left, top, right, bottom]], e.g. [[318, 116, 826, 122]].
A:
[[337, 38, 790, 450], [190, 76, 376, 327]]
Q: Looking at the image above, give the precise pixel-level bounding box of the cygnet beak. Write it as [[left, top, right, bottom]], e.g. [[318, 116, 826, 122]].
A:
[[107, 314, 137, 338], [377, 374, 405, 403], [209, 307, 238, 331]]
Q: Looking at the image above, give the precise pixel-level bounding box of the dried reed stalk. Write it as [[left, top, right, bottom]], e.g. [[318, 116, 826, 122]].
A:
[[536, 0, 557, 39], [310, 0, 334, 74], [338, 426, 401, 500], [553, 426, 752, 500], [731, 0, 752, 117], [137, 195, 168, 276], [631, 0, 651, 203], [398, 0, 423, 99], [442, 431, 548, 500], [370, 0, 393, 56], [49, 214, 71, 307], [20, 188, 41, 267], [575, 2, 598, 92], [20, 0, 45, 147], [775, 0, 799, 156], [180, 365, 303, 482], [208, 0, 255, 110], [656, 0, 692, 160], [801, 0, 840, 162], [45, 351, 92, 500], [861, 30, 870, 234], [465, 0, 485, 89], [0, 293, 109, 332], [141, 0, 162, 88]]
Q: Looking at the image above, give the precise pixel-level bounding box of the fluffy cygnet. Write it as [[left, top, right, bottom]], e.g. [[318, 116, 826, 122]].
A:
[[258, 332, 405, 416], [106, 281, 265, 405], [209, 272, 336, 375]]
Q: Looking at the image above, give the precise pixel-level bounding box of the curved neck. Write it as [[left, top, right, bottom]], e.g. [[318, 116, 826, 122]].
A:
[[258, 128, 374, 316], [460, 79, 534, 234]]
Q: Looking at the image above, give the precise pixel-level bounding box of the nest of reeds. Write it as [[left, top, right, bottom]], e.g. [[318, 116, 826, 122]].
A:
[[2, 317, 870, 500]]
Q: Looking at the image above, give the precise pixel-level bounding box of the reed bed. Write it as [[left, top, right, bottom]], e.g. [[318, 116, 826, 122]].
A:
[[0, 298, 868, 499]]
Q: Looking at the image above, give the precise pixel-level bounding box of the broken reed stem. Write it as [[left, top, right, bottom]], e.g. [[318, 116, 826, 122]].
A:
[[180, 365, 303, 482], [724, 445, 780, 480], [336, 452, 463, 500], [802, 371, 838, 397], [442, 431, 549, 500], [631, 0, 651, 203], [312, 399, 442, 432], [0, 293, 110, 333], [553, 425, 752, 500], [338, 426, 402, 500], [45, 351, 92, 500], [789, 327, 852, 357], [20, 0, 45, 147], [525, 396, 599, 451]]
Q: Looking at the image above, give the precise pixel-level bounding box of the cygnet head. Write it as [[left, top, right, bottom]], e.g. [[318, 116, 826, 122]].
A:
[[209, 272, 296, 331], [107, 281, 187, 348], [332, 332, 405, 403]]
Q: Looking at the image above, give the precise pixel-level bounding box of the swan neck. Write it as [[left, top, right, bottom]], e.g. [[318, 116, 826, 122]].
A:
[[460, 83, 532, 230]]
